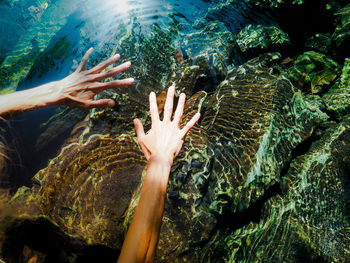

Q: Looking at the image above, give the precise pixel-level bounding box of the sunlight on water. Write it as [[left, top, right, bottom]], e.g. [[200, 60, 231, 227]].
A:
[[80, 0, 174, 38]]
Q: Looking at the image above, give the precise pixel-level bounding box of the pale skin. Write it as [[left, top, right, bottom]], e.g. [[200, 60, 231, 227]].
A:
[[117, 85, 200, 263], [0, 47, 135, 119]]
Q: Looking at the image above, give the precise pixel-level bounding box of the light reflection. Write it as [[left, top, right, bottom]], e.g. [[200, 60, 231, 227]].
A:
[[113, 0, 134, 14]]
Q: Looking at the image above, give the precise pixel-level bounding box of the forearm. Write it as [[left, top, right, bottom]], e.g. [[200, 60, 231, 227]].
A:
[[0, 82, 61, 120], [117, 156, 172, 263]]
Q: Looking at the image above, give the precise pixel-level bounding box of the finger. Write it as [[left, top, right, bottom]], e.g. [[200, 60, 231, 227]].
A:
[[133, 118, 146, 139], [163, 85, 175, 122], [88, 53, 120, 74], [149, 92, 160, 124], [173, 93, 186, 125], [89, 78, 135, 92], [179, 112, 201, 138], [88, 99, 116, 108], [76, 47, 94, 72], [102, 78, 135, 89], [90, 61, 131, 81]]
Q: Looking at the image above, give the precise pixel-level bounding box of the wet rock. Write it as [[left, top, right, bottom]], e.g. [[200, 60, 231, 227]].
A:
[[235, 24, 290, 54], [287, 51, 340, 94], [245, 0, 304, 8], [322, 58, 350, 118], [205, 115, 350, 262], [180, 21, 236, 77], [12, 135, 147, 250], [35, 108, 88, 152], [159, 54, 326, 261], [5, 54, 327, 262], [333, 3, 350, 48]]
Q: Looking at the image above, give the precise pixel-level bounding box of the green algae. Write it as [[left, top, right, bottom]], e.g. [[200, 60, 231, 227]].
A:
[[0, 0, 79, 91], [287, 51, 340, 93], [333, 3, 350, 47], [245, 0, 304, 8], [322, 58, 350, 117], [236, 24, 290, 53]]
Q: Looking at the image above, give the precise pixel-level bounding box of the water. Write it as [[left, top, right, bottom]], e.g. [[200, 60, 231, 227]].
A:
[[1, 0, 349, 262], [0, 0, 275, 189]]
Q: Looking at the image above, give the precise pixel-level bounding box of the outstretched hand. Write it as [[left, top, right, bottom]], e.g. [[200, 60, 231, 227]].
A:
[[133, 86, 200, 164], [54, 48, 134, 109]]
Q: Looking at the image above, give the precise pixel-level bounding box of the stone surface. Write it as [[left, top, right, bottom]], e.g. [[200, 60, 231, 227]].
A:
[[3, 54, 327, 262], [245, 0, 304, 8], [333, 3, 350, 48], [287, 51, 340, 94], [180, 21, 237, 77], [204, 115, 350, 262], [322, 58, 350, 117], [236, 24, 290, 53]]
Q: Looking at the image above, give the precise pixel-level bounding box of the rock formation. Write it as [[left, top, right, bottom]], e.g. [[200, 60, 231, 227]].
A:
[[2, 53, 329, 262]]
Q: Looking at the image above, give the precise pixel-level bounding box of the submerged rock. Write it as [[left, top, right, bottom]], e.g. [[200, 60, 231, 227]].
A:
[[180, 21, 236, 77], [245, 0, 304, 8], [235, 24, 290, 54], [205, 115, 350, 262], [3, 54, 328, 262], [333, 3, 350, 48], [287, 51, 340, 94], [322, 58, 350, 118]]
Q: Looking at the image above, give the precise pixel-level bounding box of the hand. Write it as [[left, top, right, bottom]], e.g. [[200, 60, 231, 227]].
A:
[[133, 85, 200, 164], [52, 48, 134, 109]]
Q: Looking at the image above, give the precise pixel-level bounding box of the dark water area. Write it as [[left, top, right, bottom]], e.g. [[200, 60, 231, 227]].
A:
[[1, 0, 350, 262]]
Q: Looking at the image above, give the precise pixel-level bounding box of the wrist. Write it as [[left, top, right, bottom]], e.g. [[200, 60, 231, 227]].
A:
[[34, 81, 63, 107], [148, 155, 173, 167], [146, 155, 173, 189]]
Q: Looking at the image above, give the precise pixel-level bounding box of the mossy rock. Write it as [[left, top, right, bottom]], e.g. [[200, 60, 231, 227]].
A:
[[288, 51, 340, 94], [205, 115, 350, 262], [236, 24, 290, 53], [333, 3, 350, 47], [322, 58, 350, 117]]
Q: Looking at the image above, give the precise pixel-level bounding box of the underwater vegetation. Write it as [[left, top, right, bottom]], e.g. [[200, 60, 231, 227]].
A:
[[1, 0, 350, 262]]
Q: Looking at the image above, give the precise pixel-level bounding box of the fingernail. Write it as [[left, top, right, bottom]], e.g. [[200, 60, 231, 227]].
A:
[[125, 61, 131, 67], [127, 77, 135, 83], [113, 54, 120, 59], [108, 100, 115, 107]]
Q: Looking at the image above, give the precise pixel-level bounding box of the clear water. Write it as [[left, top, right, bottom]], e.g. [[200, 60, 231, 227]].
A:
[[1, 1, 349, 263], [0, 0, 274, 188]]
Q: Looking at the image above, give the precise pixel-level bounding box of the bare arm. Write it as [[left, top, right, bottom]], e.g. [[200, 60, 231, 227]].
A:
[[117, 86, 200, 263], [0, 48, 134, 120]]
